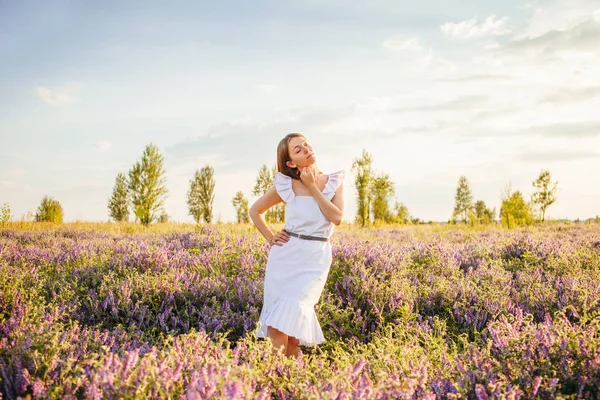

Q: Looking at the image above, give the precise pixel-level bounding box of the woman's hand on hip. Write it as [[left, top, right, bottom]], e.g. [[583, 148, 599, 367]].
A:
[[270, 229, 290, 246]]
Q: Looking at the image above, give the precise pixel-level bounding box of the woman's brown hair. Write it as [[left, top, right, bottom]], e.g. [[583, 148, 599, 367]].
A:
[[276, 133, 321, 180]]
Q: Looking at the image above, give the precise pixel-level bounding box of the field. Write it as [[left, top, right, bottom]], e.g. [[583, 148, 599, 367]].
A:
[[1, 223, 599, 399]]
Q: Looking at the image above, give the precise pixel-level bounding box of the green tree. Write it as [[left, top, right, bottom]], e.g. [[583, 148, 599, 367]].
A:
[[252, 164, 283, 223], [271, 165, 285, 223], [158, 210, 169, 223], [253, 165, 273, 198], [127, 143, 168, 225], [107, 172, 130, 222], [452, 176, 473, 223], [198, 164, 215, 224], [394, 201, 411, 224], [499, 183, 534, 228], [351, 149, 374, 227], [187, 165, 216, 224], [473, 200, 495, 225], [1, 203, 11, 228], [35, 196, 64, 223], [372, 173, 395, 223], [531, 169, 558, 222], [232, 191, 250, 223], [187, 170, 203, 224]]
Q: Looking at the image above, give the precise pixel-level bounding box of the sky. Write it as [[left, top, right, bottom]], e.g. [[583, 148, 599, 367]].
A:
[[1, 0, 599, 223]]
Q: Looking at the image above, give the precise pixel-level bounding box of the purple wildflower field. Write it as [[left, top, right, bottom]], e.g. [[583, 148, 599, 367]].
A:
[[1, 224, 599, 399]]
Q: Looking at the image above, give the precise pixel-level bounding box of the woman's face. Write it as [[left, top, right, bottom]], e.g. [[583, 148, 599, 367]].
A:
[[286, 136, 316, 169]]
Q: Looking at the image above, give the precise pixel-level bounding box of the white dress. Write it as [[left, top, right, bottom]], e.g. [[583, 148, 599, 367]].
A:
[[256, 169, 345, 346]]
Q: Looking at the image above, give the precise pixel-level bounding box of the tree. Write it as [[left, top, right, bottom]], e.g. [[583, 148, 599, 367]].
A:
[[270, 165, 285, 223], [232, 191, 250, 223], [187, 165, 216, 224], [35, 196, 64, 223], [352, 149, 374, 227], [158, 210, 169, 223], [394, 202, 411, 224], [372, 173, 395, 223], [473, 200, 495, 225], [128, 143, 168, 225], [252, 164, 283, 223], [531, 169, 558, 222], [1, 203, 11, 228], [107, 172, 130, 222], [499, 183, 534, 228], [253, 165, 273, 198], [187, 170, 203, 224], [452, 176, 473, 223]]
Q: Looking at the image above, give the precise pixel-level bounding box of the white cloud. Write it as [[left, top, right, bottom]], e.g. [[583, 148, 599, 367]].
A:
[[522, 121, 600, 138], [94, 141, 112, 152], [430, 2, 600, 136], [383, 36, 426, 52], [440, 15, 512, 39], [34, 82, 83, 106], [1, 180, 17, 189], [482, 42, 501, 51], [434, 74, 512, 83], [255, 84, 279, 94], [2, 168, 27, 178], [167, 154, 233, 178], [0, 180, 34, 192], [515, 150, 600, 162], [391, 95, 489, 113], [499, 18, 600, 61], [382, 36, 456, 75], [541, 86, 600, 104], [516, 0, 600, 40], [478, 0, 600, 66]]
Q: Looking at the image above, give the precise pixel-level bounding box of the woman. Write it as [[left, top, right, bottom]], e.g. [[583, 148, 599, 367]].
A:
[[249, 133, 345, 358]]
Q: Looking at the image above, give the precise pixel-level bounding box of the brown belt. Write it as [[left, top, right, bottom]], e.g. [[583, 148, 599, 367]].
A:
[[285, 230, 329, 242]]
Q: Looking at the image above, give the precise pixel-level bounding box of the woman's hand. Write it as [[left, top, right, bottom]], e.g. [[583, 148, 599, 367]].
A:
[[270, 229, 290, 246], [300, 165, 318, 190]]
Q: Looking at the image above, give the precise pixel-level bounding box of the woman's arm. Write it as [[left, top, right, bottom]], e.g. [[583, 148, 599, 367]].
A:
[[310, 183, 344, 226], [249, 185, 286, 243]]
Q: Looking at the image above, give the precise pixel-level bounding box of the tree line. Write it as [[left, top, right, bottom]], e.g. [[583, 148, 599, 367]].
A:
[[351, 149, 561, 228], [1, 197, 64, 225], [107, 143, 285, 225], [449, 170, 558, 228], [3, 143, 597, 228]]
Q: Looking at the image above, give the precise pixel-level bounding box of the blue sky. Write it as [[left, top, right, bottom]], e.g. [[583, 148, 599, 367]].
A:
[[1, 0, 599, 222]]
